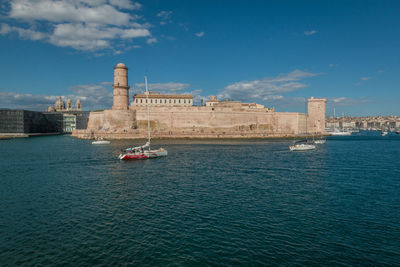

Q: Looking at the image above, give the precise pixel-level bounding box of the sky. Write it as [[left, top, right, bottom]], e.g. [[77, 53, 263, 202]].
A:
[[0, 0, 399, 116]]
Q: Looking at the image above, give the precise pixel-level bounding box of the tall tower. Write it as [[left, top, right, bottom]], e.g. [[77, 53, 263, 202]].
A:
[[112, 63, 130, 110], [307, 97, 326, 134]]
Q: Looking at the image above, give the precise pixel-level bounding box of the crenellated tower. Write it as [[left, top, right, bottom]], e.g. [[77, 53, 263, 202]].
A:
[[307, 97, 326, 134], [112, 63, 130, 110]]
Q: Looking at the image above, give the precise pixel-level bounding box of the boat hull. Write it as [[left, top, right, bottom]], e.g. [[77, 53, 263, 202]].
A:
[[119, 148, 168, 160], [92, 140, 110, 145], [331, 132, 351, 136], [289, 144, 316, 151]]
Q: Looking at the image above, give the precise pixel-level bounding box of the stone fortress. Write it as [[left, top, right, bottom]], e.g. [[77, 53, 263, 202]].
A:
[[72, 63, 326, 139]]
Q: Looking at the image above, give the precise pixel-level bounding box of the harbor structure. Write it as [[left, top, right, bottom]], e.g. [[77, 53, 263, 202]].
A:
[[132, 92, 193, 107], [72, 63, 327, 139]]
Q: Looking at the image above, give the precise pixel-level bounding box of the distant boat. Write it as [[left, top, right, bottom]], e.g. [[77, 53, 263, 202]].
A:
[[289, 100, 316, 151], [289, 140, 316, 151], [314, 139, 326, 144], [118, 76, 168, 160], [331, 109, 352, 136], [381, 131, 388, 136], [92, 137, 110, 145], [331, 131, 352, 136]]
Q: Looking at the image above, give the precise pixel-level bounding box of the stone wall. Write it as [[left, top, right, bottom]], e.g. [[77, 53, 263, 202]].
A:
[[86, 109, 136, 133], [73, 103, 318, 140]]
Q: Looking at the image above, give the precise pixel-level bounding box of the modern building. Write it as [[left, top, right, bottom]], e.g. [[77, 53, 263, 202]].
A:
[[0, 109, 62, 135]]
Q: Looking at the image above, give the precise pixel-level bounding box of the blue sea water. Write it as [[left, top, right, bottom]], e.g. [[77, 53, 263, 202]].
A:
[[1, 135, 400, 265]]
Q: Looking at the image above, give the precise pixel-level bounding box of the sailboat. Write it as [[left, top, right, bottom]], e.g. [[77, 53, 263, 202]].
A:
[[289, 100, 316, 151], [331, 109, 351, 136], [118, 76, 168, 160]]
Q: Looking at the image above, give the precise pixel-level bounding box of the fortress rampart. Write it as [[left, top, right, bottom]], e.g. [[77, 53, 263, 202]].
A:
[[72, 63, 326, 140]]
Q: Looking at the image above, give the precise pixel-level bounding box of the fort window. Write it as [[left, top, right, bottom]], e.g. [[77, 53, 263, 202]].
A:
[[174, 100, 176, 104], [184, 99, 186, 104], [169, 99, 171, 103], [155, 99, 157, 104]]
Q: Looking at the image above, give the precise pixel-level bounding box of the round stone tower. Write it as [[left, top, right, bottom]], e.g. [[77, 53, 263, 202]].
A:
[[112, 63, 130, 110]]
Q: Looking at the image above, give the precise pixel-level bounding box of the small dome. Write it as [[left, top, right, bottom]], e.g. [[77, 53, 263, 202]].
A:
[[116, 63, 126, 68]]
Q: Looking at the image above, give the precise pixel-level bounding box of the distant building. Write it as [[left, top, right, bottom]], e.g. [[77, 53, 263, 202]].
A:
[[0, 109, 62, 135], [132, 92, 193, 107], [48, 96, 82, 112]]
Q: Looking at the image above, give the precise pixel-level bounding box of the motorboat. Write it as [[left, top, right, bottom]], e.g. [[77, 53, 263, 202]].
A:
[[314, 139, 326, 144], [381, 131, 388, 136], [92, 137, 110, 145], [289, 140, 316, 151], [119, 76, 168, 160]]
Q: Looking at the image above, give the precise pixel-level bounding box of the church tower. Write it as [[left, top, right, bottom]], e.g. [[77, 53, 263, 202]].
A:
[[307, 97, 326, 134], [112, 63, 130, 110]]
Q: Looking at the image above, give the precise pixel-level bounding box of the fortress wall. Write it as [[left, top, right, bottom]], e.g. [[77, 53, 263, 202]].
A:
[[273, 112, 307, 135], [86, 111, 105, 130], [132, 106, 306, 135], [85, 110, 136, 132]]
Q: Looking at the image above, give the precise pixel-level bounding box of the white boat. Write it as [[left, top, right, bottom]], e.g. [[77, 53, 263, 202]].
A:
[[289, 140, 316, 151], [331, 131, 352, 136], [381, 131, 388, 136], [331, 109, 352, 136], [289, 101, 316, 151], [92, 137, 110, 145], [119, 76, 168, 160], [314, 139, 326, 144]]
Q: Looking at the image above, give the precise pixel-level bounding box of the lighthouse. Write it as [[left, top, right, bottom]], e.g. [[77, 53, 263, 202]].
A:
[[112, 63, 130, 110]]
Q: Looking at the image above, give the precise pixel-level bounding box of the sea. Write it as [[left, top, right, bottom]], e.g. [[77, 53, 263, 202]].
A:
[[1, 134, 399, 265]]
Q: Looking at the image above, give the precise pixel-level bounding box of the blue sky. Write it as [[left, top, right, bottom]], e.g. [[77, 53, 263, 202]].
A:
[[0, 0, 399, 116]]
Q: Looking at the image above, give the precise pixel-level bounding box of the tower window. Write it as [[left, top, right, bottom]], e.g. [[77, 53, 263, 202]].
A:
[[169, 99, 171, 103], [155, 99, 157, 104], [174, 100, 176, 104]]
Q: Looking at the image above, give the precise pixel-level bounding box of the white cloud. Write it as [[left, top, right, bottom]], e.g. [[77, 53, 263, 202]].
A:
[[0, 82, 114, 110], [109, 0, 142, 10], [329, 64, 335, 68], [132, 82, 190, 94], [195, 31, 204, 37], [218, 70, 319, 102], [9, 0, 131, 25], [304, 30, 318, 36], [0, 23, 47, 40], [157, 10, 172, 19], [1, 0, 153, 52], [146, 37, 157, 44], [361, 77, 370, 81], [327, 97, 369, 107], [156, 10, 172, 25]]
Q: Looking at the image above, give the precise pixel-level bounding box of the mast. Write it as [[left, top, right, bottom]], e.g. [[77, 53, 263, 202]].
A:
[[145, 76, 151, 150], [333, 108, 336, 131]]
